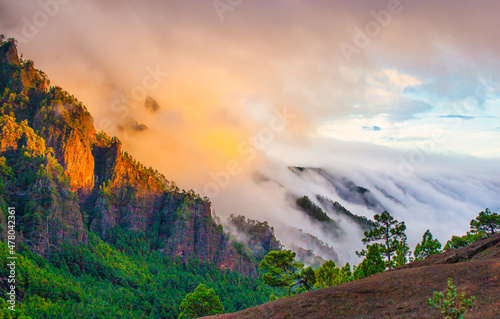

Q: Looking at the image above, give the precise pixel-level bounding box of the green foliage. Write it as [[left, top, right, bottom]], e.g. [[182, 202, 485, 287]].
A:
[[394, 235, 411, 267], [314, 260, 352, 289], [259, 250, 304, 296], [293, 266, 316, 293], [444, 232, 486, 251], [178, 284, 224, 319], [0, 232, 275, 319], [428, 278, 475, 319], [269, 292, 279, 302], [315, 260, 337, 288], [413, 230, 442, 261], [470, 208, 500, 235], [296, 196, 331, 223], [227, 214, 281, 260], [316, 195, 375, 231], [357, 211, 408, 269], [356, 244, 386, 279], [339, 263, 352, 283]]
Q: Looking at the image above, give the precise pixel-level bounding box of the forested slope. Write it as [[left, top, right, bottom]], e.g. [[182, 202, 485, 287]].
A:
[[0, 37, 275, 318]]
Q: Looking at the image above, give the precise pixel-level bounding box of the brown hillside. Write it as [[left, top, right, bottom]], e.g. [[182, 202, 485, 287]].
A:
[[207, 234, 500, 319]]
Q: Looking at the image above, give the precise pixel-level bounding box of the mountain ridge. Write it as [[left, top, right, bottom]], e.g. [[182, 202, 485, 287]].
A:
[[0, 38, 256, 275]]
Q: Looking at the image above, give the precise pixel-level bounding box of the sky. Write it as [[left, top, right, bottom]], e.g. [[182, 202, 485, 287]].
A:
[[1, 0, 500, 262]]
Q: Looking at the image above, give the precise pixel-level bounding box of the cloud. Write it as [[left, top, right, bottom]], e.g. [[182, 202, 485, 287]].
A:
[[2, 0, 500, 263]]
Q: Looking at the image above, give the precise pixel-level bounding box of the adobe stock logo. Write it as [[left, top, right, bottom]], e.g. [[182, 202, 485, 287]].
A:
[[340, 0, 411, 63], [10, 0, 73, 44], [213, 0, 243, 21], [98, 65, 168, 133], [397, 74, 500, 178]]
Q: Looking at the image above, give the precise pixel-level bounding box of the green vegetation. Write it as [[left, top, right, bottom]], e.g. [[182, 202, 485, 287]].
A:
[[444, 232, 487, 250], [356, 211, 409, 269], [428, 278, 475, 319], [314, 260, 352, 288], [0, 36, 497, 318], [259, 250, 305, 296], [413, 229, 442, 261], [296, 196, 332, 223], [0, 232, 274, 319], [294, 266, 316, 293], [470, 208, 499, 235], [314, 260, 336, 288], [178, 284, 224, 319], [443, 208, 498, 251], [354, 244, 386, 279], [227, 214, 281, 260], [316, 195, 375, 231]]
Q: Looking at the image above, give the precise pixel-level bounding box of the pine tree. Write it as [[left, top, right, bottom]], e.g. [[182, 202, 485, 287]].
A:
[[293, 266, 316, 293], [178, 284, 224, 319], [444, 232, 486, 250], [315, 260, 337, 288], [413, 230, 442, 261], [470, 208, 500, 235], [357, 244, 386, 278], [259, 250, 304, 296], [357, 211, 408, 269]]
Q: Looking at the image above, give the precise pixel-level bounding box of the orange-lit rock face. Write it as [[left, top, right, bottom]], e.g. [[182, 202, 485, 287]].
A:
[[63, 130, 95, 194], [0, 39, 260, 276]]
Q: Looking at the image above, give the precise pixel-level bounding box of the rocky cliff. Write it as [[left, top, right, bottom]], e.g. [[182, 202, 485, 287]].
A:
[[0, 38, 256, 276]]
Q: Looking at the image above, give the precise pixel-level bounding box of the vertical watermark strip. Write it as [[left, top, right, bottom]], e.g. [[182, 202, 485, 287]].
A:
[[6, 207, 17, 312]]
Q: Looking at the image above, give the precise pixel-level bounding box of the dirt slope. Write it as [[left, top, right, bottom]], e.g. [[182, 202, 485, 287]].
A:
[[207, 234, 500, 319]]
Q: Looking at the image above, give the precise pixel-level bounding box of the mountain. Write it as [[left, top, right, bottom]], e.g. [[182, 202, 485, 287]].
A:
[[206, 233, 500, 318], [0, 38, 254, 274], [248, 163, 500, 264], [0, 38, 277, 318]]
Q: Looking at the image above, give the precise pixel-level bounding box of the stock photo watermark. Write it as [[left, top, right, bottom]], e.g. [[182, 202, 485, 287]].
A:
[[340, 0, 412, 63], [9, 0, 72, 44], [202, 106, 296, 198], [213, 0, 244, 21], [99, 65, 168, 132], [5, 207, 17, 312], [398, 74, 500, 178]]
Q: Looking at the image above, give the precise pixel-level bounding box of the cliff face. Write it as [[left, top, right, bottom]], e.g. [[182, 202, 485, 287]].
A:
[[0, 38, 256, 276], [0, 115, 87, 254]]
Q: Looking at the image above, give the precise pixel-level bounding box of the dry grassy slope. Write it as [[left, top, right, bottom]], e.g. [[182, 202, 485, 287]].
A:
[[207, 234, 500, 319]]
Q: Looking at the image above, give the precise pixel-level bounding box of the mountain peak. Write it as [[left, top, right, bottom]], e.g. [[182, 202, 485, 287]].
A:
[[0, 37, 20, 66]]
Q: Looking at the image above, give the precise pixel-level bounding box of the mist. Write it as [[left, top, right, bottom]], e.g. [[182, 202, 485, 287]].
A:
[[2, 0, 500, 264]]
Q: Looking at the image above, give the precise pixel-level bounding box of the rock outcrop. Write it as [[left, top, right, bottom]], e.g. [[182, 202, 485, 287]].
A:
[[0, 38, 257, 276]]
